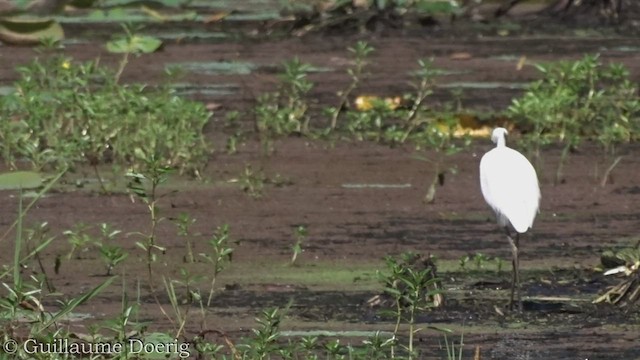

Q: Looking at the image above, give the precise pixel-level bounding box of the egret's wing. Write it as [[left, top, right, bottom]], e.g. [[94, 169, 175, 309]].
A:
[[480, 148, 540, 233]]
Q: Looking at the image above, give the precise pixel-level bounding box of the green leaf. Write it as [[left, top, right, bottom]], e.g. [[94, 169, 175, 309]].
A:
[[37, 276, 116, 332], [106, 35, 162, 54], [0, 171, 43, 190]]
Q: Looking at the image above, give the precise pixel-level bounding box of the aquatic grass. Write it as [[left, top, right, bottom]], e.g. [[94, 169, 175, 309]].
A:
[[200, 224, 234, 307], [255, 57, 315, 153], [0, 54, 211, 177], [508, 54, 639, 185], [290, 225, 307, 266], [377, 253, 444, 359], [328, 41, 375, 131], [0, 168, 115, 351]]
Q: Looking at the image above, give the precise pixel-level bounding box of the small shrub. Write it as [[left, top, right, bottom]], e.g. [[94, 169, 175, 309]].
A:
[[508, 54, 640, 184], [0, 55, 211, 176], [255, 58, 314, 153]]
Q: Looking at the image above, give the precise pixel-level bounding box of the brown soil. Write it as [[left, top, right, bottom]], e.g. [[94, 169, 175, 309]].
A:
[[1, 20, 640, 360]]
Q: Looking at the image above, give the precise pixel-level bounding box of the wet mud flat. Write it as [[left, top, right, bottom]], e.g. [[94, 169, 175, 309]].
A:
[[1, 6, 640, 359]]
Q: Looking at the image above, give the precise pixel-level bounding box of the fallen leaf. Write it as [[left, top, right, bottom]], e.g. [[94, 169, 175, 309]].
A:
[[354, 95, 401, 111], [206, 102, 222, 111], [450, 52, 472, 60], [204, 11, 229, 23]]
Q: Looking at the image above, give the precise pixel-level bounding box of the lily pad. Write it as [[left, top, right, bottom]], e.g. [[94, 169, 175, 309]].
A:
[[106, 34, 162, 53], [0, 171, 43, 190], [0, 16, 64, 45]]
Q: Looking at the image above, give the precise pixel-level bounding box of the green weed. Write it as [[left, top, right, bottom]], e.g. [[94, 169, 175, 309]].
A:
[[255, 58, 314, 154], [328, 41, 375, 131], [459, 253, 505, 273], [509, 54, 639, 185], [238, 164, 266, 198], [378, 252, 444, 359], [0, 169, 114, 354], [290, 225, 308, 266], [200, 224, 234, 307], [0, 54, 211, 178], [126, 157, 173, 291], [174, 212, 197, 263]]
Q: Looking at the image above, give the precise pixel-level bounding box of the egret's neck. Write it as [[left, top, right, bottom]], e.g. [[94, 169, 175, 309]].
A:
[[495, 136, 506, 148]]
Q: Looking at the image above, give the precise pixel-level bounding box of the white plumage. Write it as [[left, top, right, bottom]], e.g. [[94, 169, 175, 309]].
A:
[[479, 127, 540, 311], [480, 128, 540, 233]]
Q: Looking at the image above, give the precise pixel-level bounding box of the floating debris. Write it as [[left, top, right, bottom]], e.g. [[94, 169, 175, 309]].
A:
[[594, 247, 640, 306]]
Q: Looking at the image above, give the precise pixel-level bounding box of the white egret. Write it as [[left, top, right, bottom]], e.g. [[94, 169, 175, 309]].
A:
[[479, 127, 540, 311]]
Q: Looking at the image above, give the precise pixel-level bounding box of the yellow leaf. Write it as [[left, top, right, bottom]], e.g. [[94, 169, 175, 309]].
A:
[[204, 11, 229, 23]]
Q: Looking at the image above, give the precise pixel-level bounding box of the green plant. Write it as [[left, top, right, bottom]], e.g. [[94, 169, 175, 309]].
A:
[[472, 252, 489, 270], [255, 58, 314, 153], [106, 23, 163, 83], [494, 256, 504, 273], [174, 213, 197, 263], [225, 110, 244, 155], [378, 252, 443, 359], [412, 116, 468, 204], [65, 222, 126, 276], [459, 255, 468, 271], [459, 253, 505, 273], [345, 99, 396, 142], [24, 222, 56, 293], [200, 224, 234, 307], [509, 54, 639, 185], [64, 223, 93, 260], [238, 164, 266, 198], [329, 41, 375, 131], [280, 57, 314, 134], [400, 59, 440, 143], [101, 277, 144, 349], [100, 245, 128, 276], [399, 60, 470, 203], [173, 267, 205, 305], [237, 308, 283, 358], [443, 332, 465, 360], [163, 276, 189, 338], [362, 331, 397, 359], [290, 225, 308, 266], [0, 54, 211, 177], [0, 169, 113, 347], [95, 223, 127, 276], [126, 157, 172, 291]]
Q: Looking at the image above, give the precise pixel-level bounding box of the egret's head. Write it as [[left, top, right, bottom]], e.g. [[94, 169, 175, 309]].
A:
[[491, 127, 508, 146]]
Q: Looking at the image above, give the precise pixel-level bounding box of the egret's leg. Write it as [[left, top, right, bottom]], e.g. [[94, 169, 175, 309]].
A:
[[505, 229, 521, 311]]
